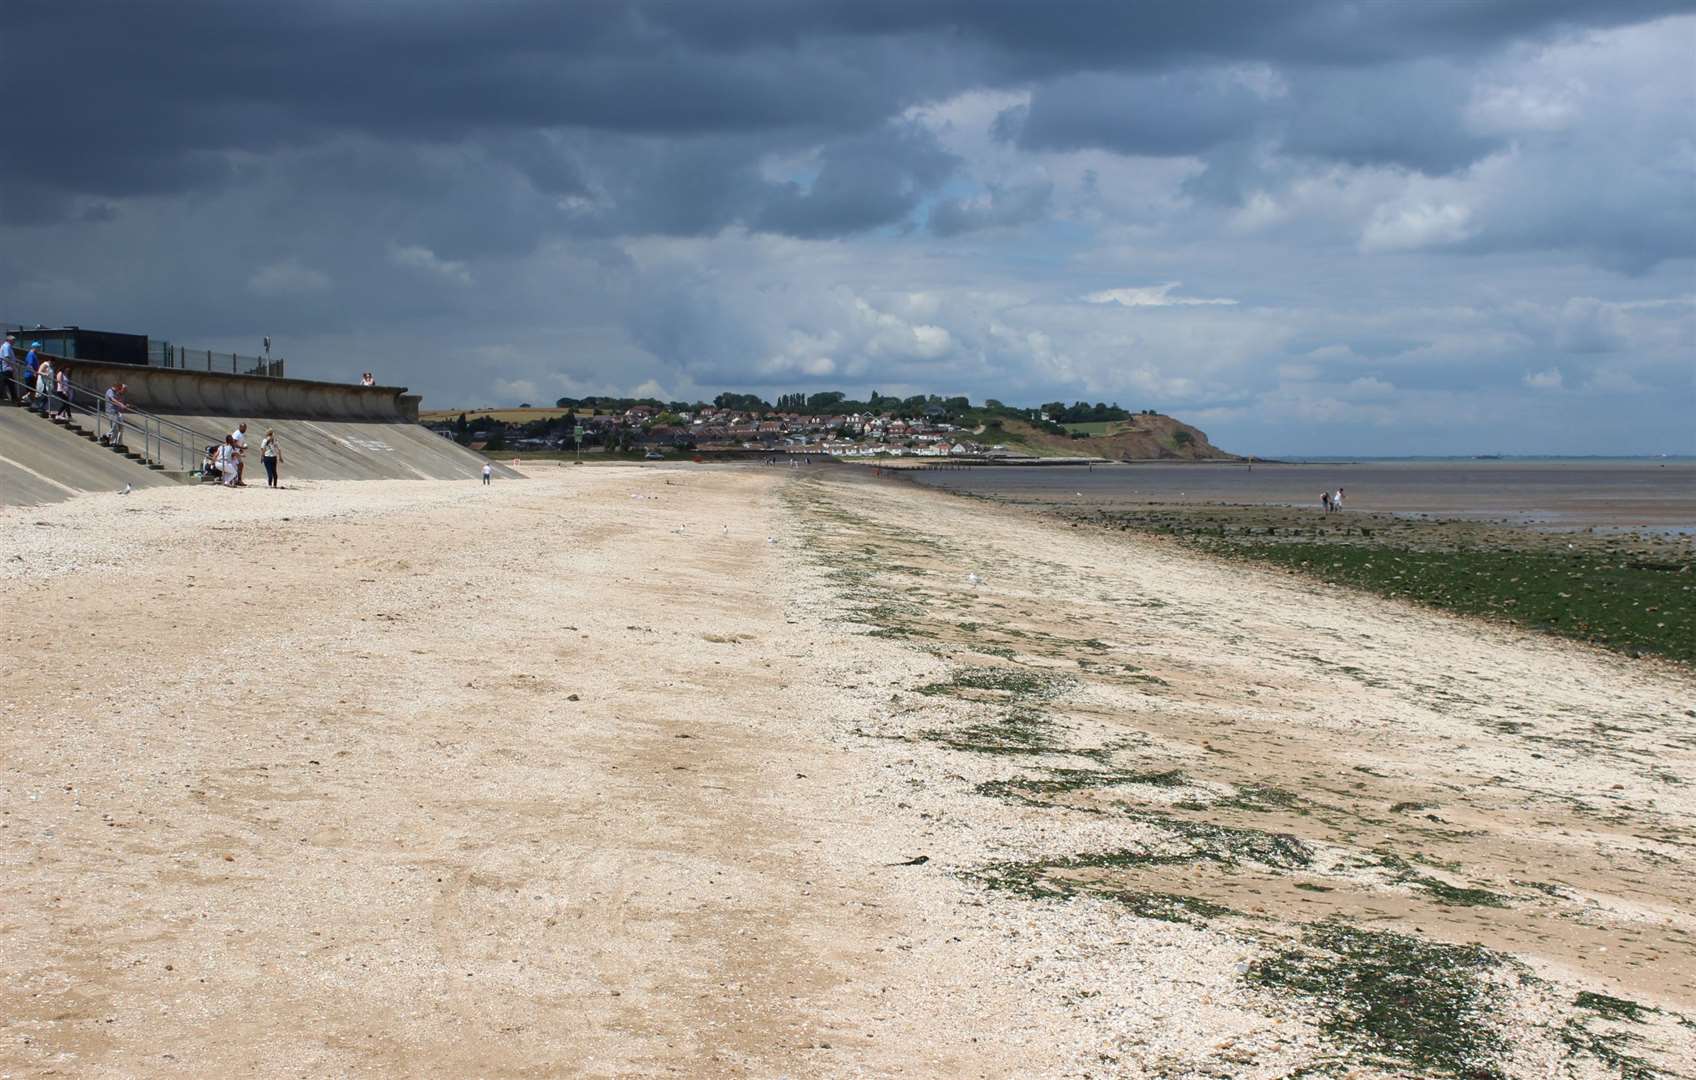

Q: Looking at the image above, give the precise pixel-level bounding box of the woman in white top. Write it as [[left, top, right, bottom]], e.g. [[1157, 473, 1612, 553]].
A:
[[218, 437, 238, 487], [33, 358, 54, 417]]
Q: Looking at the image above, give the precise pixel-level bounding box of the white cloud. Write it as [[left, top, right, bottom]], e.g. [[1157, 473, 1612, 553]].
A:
[[1082, 282, 1238, 307], [388, 244, 473, 285], [1523, 367, 1564, 390], [247, 259, 331, 296], [1360, 198, 1475, 253]]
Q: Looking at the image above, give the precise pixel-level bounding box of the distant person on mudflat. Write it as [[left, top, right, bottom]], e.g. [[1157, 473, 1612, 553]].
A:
[[482, 462, 493, 485], [1334, 488, 1344, 513], [230, 423, 249, 485], [1321, 491, 1331, 513], [103, 383, 130, 445], [260, 429, 282, 488], [0, 334, 16, 403]]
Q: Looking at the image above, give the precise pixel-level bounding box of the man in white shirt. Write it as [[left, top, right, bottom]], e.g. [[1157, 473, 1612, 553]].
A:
[[230, 422, 249, 486], [0, 334, 16, 404]]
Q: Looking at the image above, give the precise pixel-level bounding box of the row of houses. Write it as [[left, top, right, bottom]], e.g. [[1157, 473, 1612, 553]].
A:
[[429, 406, 996, 454]]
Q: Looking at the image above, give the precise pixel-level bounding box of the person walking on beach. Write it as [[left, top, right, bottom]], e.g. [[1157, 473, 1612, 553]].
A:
[[103, 382, 130, 446], [260, 429, 282, 488], [1321, 490, 1331, 513], [0, 334, 17, 404], [1334, 487, 1344, 513], [481, 462, 493, 485]]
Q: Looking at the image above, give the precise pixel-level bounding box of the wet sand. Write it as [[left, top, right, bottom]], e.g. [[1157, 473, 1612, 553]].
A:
[[1, 464, 1691, 1077], [906, 459, 1696, 530]]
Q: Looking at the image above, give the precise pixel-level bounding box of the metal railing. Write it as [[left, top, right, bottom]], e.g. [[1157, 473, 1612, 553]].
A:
[[2, 323, 284, 378], [4, 369, 224, 475], [149, 341, 284, 377]]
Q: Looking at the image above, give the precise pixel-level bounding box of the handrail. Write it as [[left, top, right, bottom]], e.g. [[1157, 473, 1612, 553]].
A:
[[60, 373, 224, 449], [4, 369, 219, 474]]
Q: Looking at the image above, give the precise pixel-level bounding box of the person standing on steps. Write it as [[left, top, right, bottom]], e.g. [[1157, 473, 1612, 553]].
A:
[[260, 429, 282, 488], [33, 356, 55, 417], [103, 382, 130, 446], [54, 363, 72, 420], [22, 342, 41, 408], [0, 334, 17, 404]]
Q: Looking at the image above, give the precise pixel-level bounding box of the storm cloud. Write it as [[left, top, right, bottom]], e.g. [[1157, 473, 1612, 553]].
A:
[[2, 0, 1692, 453]]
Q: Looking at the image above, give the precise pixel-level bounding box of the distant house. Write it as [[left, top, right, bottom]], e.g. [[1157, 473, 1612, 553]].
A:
[[642, 425, 693, 447]]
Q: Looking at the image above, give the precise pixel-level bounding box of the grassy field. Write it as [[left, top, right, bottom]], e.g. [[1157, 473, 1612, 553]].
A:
[[1063, 504, 1695, 667]]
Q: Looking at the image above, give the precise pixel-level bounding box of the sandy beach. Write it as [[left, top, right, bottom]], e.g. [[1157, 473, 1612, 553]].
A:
[[2, 464, 1691, 1078]]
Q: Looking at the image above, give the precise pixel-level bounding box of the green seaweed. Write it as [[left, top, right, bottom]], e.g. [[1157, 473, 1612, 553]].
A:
[[1249, 921, 1509, 1078]]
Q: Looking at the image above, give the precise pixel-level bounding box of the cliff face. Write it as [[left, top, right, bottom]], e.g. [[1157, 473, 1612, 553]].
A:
[[995, 414, 1236, 460]]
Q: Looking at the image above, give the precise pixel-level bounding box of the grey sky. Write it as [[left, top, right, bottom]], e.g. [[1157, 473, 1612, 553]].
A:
[[3, 0, 1692, 454]]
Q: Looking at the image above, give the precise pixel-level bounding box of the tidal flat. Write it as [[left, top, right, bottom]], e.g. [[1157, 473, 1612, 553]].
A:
[[1055, 503, 1695, 667]]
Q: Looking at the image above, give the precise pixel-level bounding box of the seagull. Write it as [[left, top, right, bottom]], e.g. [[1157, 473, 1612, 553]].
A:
[[965, 572, 981, 587], [117, 483, 132, 495]]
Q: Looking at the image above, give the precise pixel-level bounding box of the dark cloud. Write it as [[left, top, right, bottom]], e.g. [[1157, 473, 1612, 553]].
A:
[[755, 123, 958, 237], [0, 0, 1690, 454], [929, 180, 1053, 236], [5, 0, 1684, 214], [1006, 70, 1267, 157]]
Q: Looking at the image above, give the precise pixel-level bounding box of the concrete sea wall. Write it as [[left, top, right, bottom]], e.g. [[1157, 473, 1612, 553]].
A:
[[62, 362, 421, 423]]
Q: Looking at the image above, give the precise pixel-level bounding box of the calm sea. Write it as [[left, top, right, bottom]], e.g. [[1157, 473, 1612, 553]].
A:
[[903, 459, 1696, 531]]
